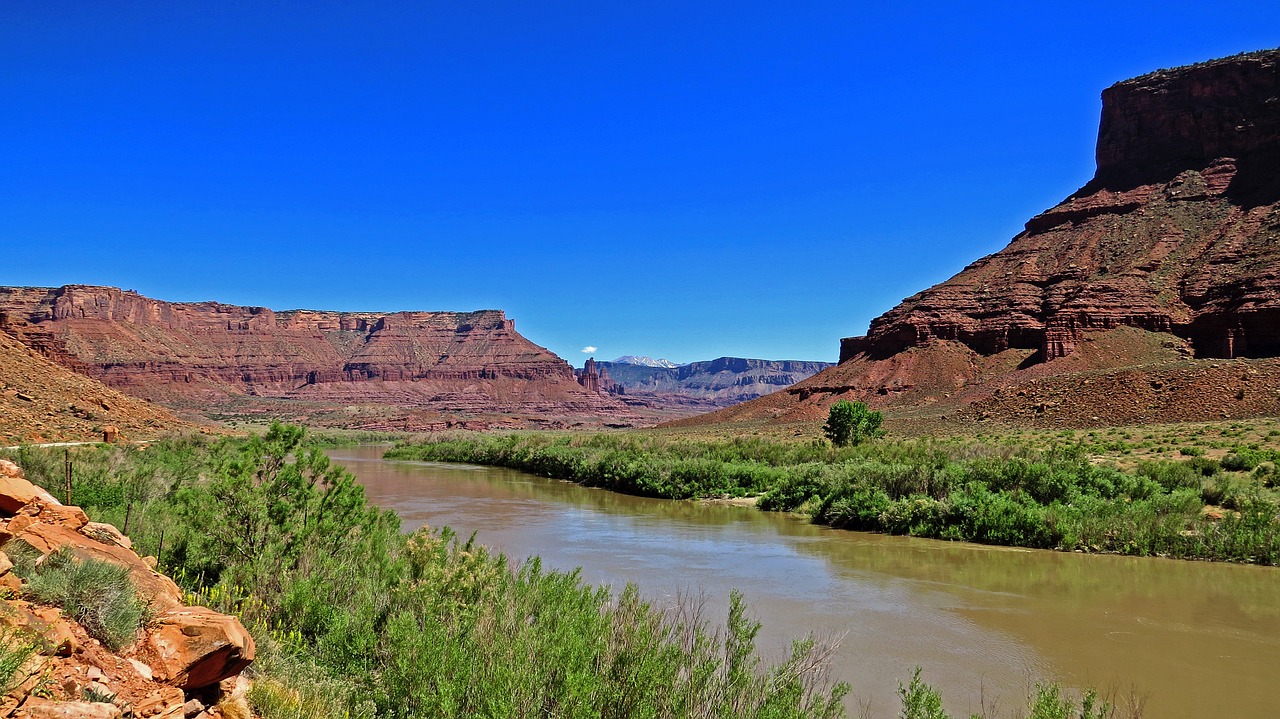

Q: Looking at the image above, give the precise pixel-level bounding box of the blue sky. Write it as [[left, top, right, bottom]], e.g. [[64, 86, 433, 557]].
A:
[[3, 2, 1277, 364]]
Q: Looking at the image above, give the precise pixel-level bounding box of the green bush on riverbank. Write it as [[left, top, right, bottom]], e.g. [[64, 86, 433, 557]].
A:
[[386, 433, 1280, 564]]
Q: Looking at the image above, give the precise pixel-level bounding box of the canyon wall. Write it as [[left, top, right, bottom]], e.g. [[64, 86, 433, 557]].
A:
[[838, 49, 1280, 367], [681, 49, 1280, 428], [0, 285, 632, 425]]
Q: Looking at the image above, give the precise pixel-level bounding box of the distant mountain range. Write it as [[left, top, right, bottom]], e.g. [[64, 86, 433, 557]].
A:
[[597, 357, 833, 408], [611, 355, 681, 369]]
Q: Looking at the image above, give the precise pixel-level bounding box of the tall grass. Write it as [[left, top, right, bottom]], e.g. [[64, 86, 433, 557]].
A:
[[0, 627, 37, 695], [19, 548, 149, 650]]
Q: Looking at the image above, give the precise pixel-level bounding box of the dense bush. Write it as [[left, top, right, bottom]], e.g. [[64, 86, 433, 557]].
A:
[[1223, 449, 1267, 471], [822, 401, 884, 447], [387, 431, 1280, 565]]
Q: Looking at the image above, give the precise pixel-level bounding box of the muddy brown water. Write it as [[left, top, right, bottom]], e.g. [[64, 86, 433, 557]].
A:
[[329, 446, 1280, 718]]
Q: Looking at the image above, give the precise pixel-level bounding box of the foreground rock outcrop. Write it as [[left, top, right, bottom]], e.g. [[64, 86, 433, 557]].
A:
[[680, 49, 1280, 429], [0, 459, 254, 719], [0, 286, 636, 429]]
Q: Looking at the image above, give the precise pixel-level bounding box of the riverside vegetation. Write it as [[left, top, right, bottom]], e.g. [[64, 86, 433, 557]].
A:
[[385, 428, 1280, 565], [3, 426, 843, 718], [0, 426, 1139, 718]]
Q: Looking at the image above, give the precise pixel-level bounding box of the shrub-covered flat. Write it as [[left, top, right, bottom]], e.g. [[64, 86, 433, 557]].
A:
[[386, 428, 1280, 564]]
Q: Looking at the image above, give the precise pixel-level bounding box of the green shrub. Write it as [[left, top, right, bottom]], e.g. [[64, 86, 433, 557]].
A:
[[822, 401, 884, 447], [1184, 456, 1221, 476], [23, 549, 149, 650], [948, 485, 1056, 548], [1222, 450, 1266, 472], [1200, 474, 1266, 510], [1136, 460, 1201, 492], [897, 667, 948, 719], [2, 541, 42, 579], [1026, 683, 1111, 719], [880, 496, 948, 536], [246, 637, 377, 719], [1254, 462, 1277, 488]]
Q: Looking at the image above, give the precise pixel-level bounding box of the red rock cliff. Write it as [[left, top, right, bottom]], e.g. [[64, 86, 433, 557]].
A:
[[678, 49, 1280, 428], [839, 49, 1280, 366], [0, 286, 630, 423]]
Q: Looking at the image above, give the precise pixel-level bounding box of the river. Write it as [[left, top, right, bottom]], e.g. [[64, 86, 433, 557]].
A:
[[328, 446, 1280, 718]]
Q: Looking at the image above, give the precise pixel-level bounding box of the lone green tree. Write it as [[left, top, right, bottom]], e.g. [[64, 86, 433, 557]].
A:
[[822, 400, 883, 447]]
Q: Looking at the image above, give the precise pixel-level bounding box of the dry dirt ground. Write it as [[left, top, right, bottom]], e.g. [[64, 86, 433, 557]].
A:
[[0, 333, 207, 444]]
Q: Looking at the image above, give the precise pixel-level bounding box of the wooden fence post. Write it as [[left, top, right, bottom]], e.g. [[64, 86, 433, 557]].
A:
[[63, 449, 72, 505]]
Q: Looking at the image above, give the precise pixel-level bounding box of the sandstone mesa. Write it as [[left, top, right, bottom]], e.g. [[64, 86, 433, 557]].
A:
[[0, 287, 637, 430], [679, 49, 1280, 429]]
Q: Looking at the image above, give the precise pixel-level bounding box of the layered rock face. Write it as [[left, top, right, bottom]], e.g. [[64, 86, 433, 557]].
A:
[[682, 49, 1280, 428], [842, 49, 1280, 366], [0, 285, 632, 425]]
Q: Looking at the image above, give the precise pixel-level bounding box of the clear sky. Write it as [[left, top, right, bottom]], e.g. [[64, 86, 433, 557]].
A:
[[3, 2, 1277, 365]]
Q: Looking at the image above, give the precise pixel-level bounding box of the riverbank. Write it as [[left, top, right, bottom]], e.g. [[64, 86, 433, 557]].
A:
[[0, 426, 1161, 718], [3, 428, 852, 717], [385, 431, 1280, 564], [346, 443, 1280, 719]]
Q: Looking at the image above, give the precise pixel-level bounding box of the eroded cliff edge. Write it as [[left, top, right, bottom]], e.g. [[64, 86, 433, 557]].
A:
[[684, 49, 1280, 428], [0, 286, 636, 428], [844, 49, 1280, 365]]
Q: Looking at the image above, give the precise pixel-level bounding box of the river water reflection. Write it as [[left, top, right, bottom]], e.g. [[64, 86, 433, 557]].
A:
[[328, 446, 1280, 718]]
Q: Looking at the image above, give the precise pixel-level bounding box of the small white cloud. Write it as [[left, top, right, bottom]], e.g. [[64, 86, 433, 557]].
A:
[[581, 346, 597, 354]]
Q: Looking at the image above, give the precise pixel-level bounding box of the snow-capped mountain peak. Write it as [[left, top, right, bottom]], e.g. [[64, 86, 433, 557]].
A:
[[611, 355, 680, 368]]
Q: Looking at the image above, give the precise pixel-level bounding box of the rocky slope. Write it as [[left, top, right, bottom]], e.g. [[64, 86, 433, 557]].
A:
[[0, 459, 254, 718], [0, 333, 198, 445], [0, 286, 636, 429], [682, 49, 1280, 429], [599, 358, 833, 409]]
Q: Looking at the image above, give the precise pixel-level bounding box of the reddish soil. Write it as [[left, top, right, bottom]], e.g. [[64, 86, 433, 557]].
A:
[[0, 333, 202, 444]]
